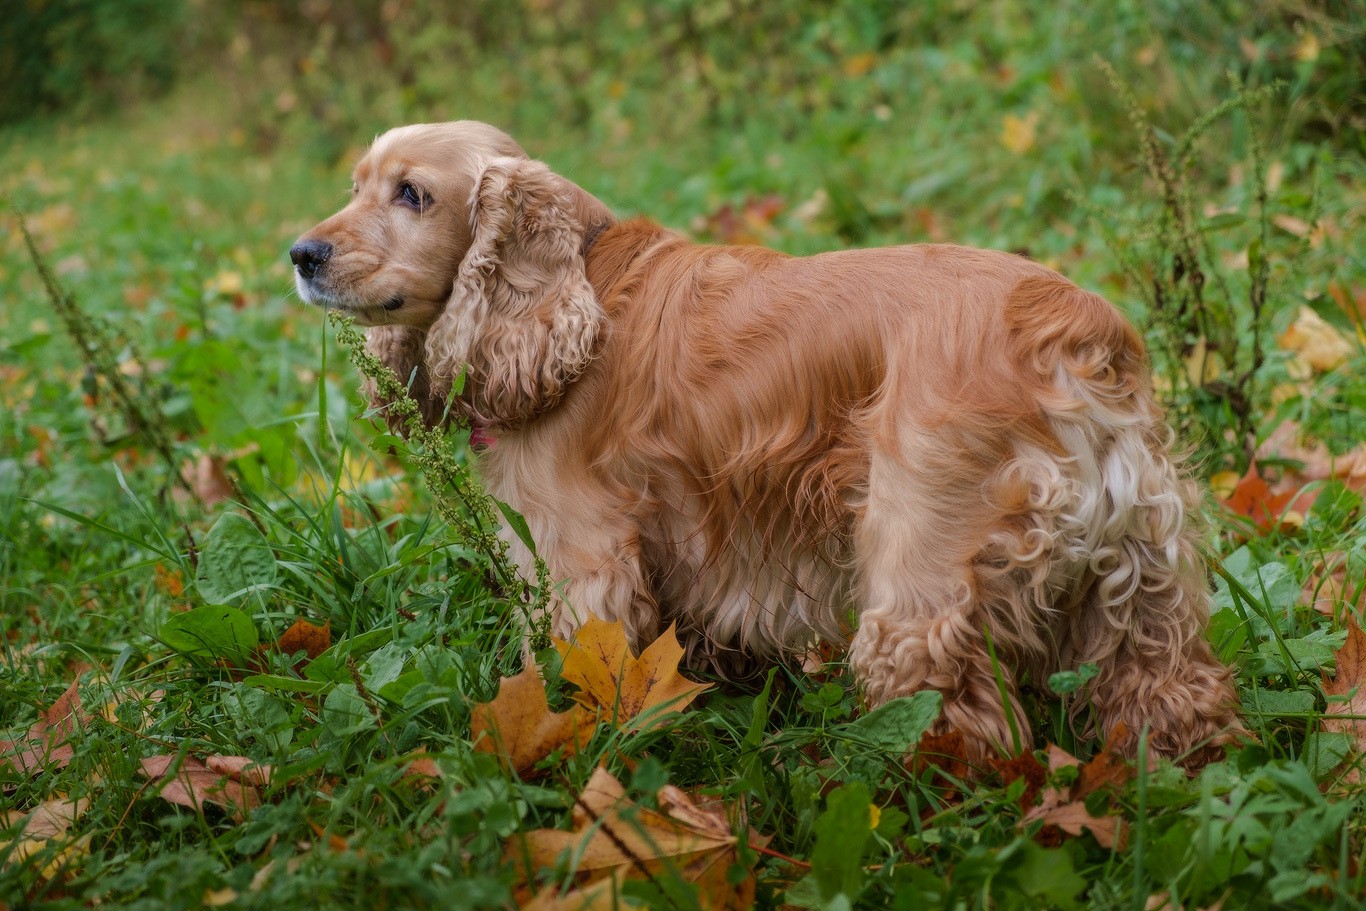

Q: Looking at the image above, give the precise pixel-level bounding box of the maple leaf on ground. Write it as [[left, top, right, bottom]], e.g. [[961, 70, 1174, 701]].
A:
[[138, 754, 268, 821], [512, 766, 766, 911], [470, 665, 597, 776], [554, 619, 710, 730], [1219, 462, 1315, 534], [1321, 620, 1366, 784], [1, 680, 87, 774]]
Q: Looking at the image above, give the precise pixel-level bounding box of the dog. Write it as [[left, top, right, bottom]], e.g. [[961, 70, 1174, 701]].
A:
[[290, 120, 1244, 763]]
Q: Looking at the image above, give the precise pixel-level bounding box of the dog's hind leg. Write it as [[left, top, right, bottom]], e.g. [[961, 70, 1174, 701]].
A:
[[847, 431, 1030, 757]]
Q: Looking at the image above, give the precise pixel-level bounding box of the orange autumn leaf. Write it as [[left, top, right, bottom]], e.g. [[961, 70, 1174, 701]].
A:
[[554, 618, 710, 730], [1222, 463, 1312, 534], [275, 617, 332, 662], [514, 766, 765, 911], [470, 665, 597, 776]]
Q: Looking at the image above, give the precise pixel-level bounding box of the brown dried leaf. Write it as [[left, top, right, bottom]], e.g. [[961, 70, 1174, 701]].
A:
[[471, 665, 597, 776], [1, 680, 86, 774], [138, 755, 262, 820], [1026, 800, 1129, 850], [1303, 552, 1364, 618], [515, 766, 763, 910], [1322, 621, 1366, 779], [0, 797, 88, 840], [555, 619, 710, 730], [180, 453, 234, 507], [274, 618, 332, 662], [1024, 738, 1133, 849]]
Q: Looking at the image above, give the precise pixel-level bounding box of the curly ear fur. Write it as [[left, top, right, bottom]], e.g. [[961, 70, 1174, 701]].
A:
[[363, 325, 448, 435], [425, 157, 603, 429]]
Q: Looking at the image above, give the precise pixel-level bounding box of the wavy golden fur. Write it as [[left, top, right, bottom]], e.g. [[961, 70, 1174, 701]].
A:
[[291, 120, 1245, 764]]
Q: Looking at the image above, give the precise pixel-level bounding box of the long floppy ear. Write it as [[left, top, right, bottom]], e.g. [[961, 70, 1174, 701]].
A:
[[424, 156, 604, 429], [363, 325, 447, 435]]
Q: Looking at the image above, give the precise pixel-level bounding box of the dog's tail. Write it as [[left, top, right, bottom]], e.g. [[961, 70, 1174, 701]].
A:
[[983, 275, 1242, 762]]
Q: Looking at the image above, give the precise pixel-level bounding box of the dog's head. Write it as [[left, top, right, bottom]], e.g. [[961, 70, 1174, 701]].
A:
[[290, 121, 613, 428]]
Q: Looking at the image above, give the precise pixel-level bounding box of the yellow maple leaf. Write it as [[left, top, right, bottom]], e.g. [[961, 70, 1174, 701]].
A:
[[554, 618, 711, 729], [470, 665, 597, 775]]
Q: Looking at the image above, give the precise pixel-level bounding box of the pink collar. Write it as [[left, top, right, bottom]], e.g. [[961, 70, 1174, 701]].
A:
[[470, 423, 498, 452]]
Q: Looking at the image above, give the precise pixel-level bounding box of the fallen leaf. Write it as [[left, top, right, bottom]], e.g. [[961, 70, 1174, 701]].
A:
[[471, 665, 597, 776], [1303, 553, 1365, 617], [703, 195, 786, 245], [1321, 620, 1366, 782], [274, 617, 332, 663], [139, 754, 263, 820], [555, 619, 710, 730], [1022, 739, 1132, 850], [1035, 800, 1128, 850], [0, 796, 91, 881], [401, 749, 443, 783], [1184, 337, 1226, 387], [1258, 421, 1366, 495], [1209, 470, 1241, 500], [1222, 463, 1310, 534], [0, 796, 88, 840], [0, 680, 86, 774], [179, 453, 234, 507], [1279, 305, 1355, 373], [514, 766, 765, 910]]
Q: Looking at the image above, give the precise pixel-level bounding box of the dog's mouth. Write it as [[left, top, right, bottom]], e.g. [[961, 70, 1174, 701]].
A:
[[294, 273, 405, 318]]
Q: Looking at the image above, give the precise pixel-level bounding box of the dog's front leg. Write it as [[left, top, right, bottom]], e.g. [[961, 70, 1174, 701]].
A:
[[496, 492, 661, 650]]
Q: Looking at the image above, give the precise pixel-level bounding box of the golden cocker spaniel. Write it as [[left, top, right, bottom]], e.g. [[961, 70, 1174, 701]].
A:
[[291, 121, 1244, 763]]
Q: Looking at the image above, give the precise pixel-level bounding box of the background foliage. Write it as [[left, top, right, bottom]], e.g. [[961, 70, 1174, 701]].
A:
[[1, 1, 1364, 909]]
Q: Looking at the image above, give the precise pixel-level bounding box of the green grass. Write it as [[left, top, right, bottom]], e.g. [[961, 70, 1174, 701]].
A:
[[3, 2, 1366, 908]]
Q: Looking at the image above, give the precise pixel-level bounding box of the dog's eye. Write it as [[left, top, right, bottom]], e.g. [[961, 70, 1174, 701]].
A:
[[397, 182, 428, 211]]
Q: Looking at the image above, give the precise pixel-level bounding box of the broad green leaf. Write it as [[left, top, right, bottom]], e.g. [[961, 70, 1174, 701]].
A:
[[1241, 688, 1316, 716], [362, 641, 410, 693], [195, 512, 278, 604], [241, 674, 328, 694], [837, 692, 941, 752], [1249, 636, 1341, 677], [160, 605, 258, 662], [321, 684, 376, 738], [305, 628, 395, 682], [807, 782, 873, 903], [1004, 840, 1086, 909], [1048, 662, 1100, 695]]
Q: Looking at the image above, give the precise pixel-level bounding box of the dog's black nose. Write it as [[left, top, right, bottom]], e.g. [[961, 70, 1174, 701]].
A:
[[289, 240, 333, 280]]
